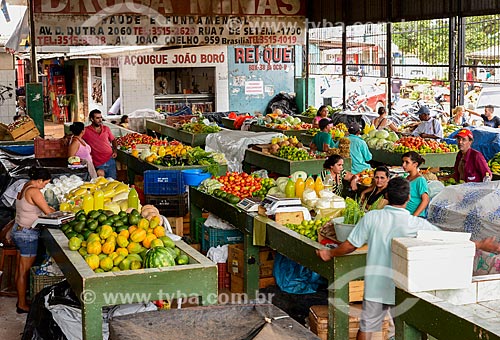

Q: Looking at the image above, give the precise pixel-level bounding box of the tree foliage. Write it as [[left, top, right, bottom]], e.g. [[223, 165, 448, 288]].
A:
[[392, 15, 500, 64]]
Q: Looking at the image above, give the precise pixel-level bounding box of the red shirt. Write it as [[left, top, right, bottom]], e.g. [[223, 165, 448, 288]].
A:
[[453, 148, 491, 183], [82, 124, 115, 167]]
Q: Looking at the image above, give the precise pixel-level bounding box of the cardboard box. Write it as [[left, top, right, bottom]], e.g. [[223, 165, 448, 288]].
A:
[[349, 280, 364, 302], [230, 274, 275, 293], [392, 231, 475, 293], [228, 243, 275, 278], [257, 205, 304, 225], [309, 304, 390, 340]]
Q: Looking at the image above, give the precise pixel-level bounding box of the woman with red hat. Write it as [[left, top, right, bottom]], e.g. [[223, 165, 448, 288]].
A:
[[453, 129, 491, 182]]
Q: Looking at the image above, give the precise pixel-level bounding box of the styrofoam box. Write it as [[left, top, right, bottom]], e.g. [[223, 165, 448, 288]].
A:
[[392, 231, 475, 293]]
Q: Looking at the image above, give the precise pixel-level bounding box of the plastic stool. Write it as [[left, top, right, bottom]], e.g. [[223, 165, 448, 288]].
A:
[[0, 246, 19, 297]]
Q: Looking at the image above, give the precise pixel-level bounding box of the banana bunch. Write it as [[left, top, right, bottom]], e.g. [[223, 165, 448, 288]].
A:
[[488, 153, 500, 174], [302, 105, 318, 118], [363, 123, 375, 135]]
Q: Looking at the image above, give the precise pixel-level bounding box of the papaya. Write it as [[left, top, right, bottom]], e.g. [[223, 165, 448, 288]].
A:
[[142, 233, 157, 249], [94, 268, 105, 273], [138, 218, 149, 230], [111, 266, 121, 272], [159, 235, 175, 249], [130, 260, 142, 270], [150, 239, 164, 248], [153, 226, 166, 238], [102, 241, 115, 255], [99, 257, 113, 271], [130, 228, 146, 243], [113, 255, 125, 266], [78, 247, 88, 257], [127, 242, 142, 254], [118, 257, 131, 270], [116, 247, 129, 257], [99, 225, 113, 239], [85, 254, 100, 270], [126, 254, 143, 263], [149, 215, 161, 229], [68, 236, 82, 251], [116, 235, 129, 248], [176, 254, 189, 265], [87, 240, 102, 255]]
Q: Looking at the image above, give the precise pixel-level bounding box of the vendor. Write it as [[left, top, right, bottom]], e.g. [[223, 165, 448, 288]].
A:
[[466, 105, 500, 128], [320, 155, 358, 197], [452, 129, 491, 183], [373, 107, 398, 132], [347, 122, 372, 174], [412, 106, 443, 140], [402, 151, 429, 217], [68, 122, 100, 179], [310, 118, 338, 152], [360, 166, 389, 210], [312, 105, 329, 129]]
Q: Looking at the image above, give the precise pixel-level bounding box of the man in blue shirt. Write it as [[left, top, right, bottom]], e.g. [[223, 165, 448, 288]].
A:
[[347, 122, 372, 174], [317, 177, 500, 340]]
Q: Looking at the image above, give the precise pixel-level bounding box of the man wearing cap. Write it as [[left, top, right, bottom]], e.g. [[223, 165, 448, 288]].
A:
[[466, 105, 500, 128], [412, 105, 443, 140], [347, 122, 372, 174], [310, 118, 338, 152], [453, 129, 491, 183]]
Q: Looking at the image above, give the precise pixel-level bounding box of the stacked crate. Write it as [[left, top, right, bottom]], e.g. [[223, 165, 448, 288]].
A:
[[227, 243, 276, 293], [143, 170, 188, 217]]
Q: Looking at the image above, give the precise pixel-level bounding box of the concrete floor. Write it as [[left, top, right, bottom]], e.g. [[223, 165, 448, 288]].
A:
[[0, 122, 65, 339]]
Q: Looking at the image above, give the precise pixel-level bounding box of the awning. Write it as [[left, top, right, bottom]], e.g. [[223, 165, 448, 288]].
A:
[[466, 46, 500, 61], [3, 4, 28, 52]]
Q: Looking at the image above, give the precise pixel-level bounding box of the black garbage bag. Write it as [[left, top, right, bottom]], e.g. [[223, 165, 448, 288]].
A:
[[330, 112, 367, 131], [22, 280, 80, 340], [265, 93, 299, 116]]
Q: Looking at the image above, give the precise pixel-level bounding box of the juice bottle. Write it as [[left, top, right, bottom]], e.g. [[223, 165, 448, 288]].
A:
[[93, 189, 104, 210], [82, 190, 94, 214], [305, 175, 315, 192], [315, 176, 324, 196], [285, 177, 296, 198], [295, 175, 305, 199], [128, 186, 139, 210]]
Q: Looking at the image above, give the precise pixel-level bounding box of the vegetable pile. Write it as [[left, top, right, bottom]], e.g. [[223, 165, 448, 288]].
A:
[[7, 116, 33, 131], [343, 198, 365, 224], [392, 137, 458, 154], [116, 133, 164, 149], [284, 217, 331, 242]]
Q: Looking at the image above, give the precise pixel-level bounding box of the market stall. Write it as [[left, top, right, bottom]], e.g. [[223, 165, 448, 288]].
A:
[[249, 124, 311, 144], [369, 148, 458, 168], [145, 119, 221, 146], [293, 114, 314, 124], [42, 228, 217, 340], [395, 288, 500, 340], [189, 187, 367, 340], [243, 149, 351, 176]]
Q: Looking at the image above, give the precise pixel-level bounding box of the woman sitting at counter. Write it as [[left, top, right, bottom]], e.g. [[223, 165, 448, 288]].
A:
[[312, 105, 330, 129], [320, 155, 358, 197], [310, 118, 338, 152], [68, 122, 102, 179], [373, 107, 398, 132], [360, 166, 389, 210]]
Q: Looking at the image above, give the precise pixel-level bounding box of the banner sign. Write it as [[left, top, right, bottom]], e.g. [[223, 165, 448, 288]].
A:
[[33, 0, 306, 46]]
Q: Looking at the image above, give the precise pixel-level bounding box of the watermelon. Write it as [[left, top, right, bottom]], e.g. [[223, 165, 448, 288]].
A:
[[143, 247, 176, 268]]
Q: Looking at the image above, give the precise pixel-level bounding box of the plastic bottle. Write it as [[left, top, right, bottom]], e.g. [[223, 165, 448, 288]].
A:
[[128, 186, 139, 210], [285, 177, 296, 198], [305, 175, 315, 192], [82, 190, 94, 214], [93, 189, 104, 210], [483, 172, 492, 182], [314, 176, 325, 196], [295, 175, 305, 199]]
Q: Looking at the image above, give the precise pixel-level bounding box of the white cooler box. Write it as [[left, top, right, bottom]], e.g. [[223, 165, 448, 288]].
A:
[[392, 231, 475, 293]]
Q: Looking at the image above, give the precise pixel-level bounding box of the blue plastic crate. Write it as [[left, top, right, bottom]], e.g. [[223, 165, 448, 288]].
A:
[[201, 225, 244, 253], [143, 170, 185, 195]]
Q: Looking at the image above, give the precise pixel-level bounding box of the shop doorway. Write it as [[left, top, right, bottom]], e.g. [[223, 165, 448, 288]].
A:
[[111, 68, 120, 104]]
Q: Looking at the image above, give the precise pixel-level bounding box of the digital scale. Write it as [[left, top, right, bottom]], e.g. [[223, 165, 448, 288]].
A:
[[260, 195, 311, 220], [236, 197, 261, 212], [33, 211, 75, 229]]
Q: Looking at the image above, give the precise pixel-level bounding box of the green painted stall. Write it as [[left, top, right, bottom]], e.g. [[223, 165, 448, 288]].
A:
[[369, 148, 457, 168], [145, 119, 221, 146]]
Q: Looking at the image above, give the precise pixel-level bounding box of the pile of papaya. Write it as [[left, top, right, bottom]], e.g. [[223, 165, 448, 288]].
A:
[[65, 209, 189, 273]]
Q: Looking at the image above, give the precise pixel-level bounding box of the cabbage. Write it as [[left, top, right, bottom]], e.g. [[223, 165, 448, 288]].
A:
[[375, 139, 387, 149], [267, 187, 282, 195], [388, 131, 399, 142], [367, 138, 379, 148], [293, 117, 301, 125], [368, 130, 377, 138], [361, 134, 369, 140], [375, 130, 389, 139]]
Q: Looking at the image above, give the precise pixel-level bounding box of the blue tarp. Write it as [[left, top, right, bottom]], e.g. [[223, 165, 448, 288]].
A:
[[448, 126, 500, 160], [272, 253, 326, 294]]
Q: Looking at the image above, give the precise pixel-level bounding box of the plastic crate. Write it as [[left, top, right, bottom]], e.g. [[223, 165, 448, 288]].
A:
[[34, 137, 69, 158], [145, 193, 188, 217], [192, 217, 207, 243], [30, 266, 65, 299], [143, 170, 185, 195], [201, 225, 243, 253], [217, 262, 230, 290]]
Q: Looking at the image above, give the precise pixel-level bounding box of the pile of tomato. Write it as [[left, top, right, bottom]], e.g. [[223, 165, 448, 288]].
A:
[[216, 172, 262, 199], [116, 133, 168, 149], [393, 136, 458, 154]]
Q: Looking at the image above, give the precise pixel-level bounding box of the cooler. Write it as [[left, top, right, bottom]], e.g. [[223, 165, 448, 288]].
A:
[[392, 231, 475, 293]]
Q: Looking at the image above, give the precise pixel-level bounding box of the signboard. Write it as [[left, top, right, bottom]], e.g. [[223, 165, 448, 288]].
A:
[[33, 0, 306, 47], [245, 81, 264, 95]]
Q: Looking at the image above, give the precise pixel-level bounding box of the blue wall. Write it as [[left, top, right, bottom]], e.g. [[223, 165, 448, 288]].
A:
[[227, 45, 296, 115]]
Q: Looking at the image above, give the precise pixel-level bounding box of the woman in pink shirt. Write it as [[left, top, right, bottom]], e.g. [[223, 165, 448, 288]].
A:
[[68, 122, 101, 178], [11, 167, 55, 313]]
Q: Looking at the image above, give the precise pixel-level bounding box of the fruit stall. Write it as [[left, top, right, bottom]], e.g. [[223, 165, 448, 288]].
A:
[[42, 228, 217, 340], [249, 124, 312, 144], [243, 148, 351, 176], [292, 114, 313, 124], [189, 186, 367, 340], [145, 118, 222, 146], [221, 117, 237, 130]]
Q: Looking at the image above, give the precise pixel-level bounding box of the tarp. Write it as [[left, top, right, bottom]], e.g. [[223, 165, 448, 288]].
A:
[[3, 5, 28, 52], [448, 126, 500, 160]]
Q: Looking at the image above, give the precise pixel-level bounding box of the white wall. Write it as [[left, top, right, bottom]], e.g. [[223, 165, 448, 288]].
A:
[[0, 53, 17, 124], [118, 45, 229, 115]]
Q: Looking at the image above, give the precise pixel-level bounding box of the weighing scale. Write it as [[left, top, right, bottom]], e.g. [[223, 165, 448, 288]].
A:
[[260, 195, 311, 220], [236, 197, 261, 212], [33, 211, 75, 229]]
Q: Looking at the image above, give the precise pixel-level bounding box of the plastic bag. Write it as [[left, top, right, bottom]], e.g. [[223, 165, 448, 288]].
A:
[[265, 92, 299, 116], [206, 245, 228, 263], [272, 253, 326, 294]]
